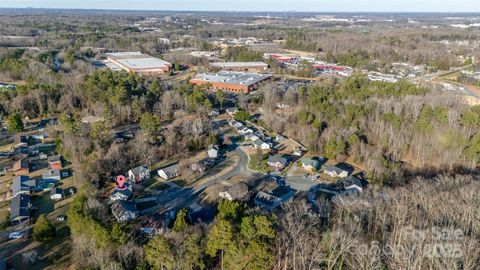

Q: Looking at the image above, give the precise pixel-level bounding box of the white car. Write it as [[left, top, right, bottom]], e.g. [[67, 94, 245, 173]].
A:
[[8, 232, 24, 239]]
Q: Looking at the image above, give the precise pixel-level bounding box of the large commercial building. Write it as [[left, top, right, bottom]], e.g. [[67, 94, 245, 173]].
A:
[[106, 52, 172, 75], [190, 71, 271, 93], [211, 61, 268, 72]]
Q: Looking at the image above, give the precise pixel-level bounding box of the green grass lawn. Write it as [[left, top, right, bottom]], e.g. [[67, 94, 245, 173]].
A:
[[150, 182, 169, 191], [172, 179, 187, 187], [248, 155, 272, 173]]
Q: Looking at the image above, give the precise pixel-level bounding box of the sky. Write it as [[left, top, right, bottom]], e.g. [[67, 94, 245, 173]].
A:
[[0, 0, 479, 12]]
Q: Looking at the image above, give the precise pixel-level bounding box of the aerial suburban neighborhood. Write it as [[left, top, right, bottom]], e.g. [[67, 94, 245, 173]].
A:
[[0, 1, 479, 270]]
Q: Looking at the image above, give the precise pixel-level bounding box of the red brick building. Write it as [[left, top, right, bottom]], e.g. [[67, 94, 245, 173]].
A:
[[190, 71, 271, 94]]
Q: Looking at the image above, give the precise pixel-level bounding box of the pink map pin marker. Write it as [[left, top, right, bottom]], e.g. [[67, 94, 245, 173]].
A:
[[116, 175, 126, 189]]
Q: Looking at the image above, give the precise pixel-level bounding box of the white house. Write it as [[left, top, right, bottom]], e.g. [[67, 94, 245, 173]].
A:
[[253, 139, 271, 150], [128, 165, 150, 183], [324, 165, 349, 178], [245, 133, 260, 142], [207, 144, 219, 158], [226, 107, 238, 115], [237, 126, 253, 135], [157, 164, 178, 180]]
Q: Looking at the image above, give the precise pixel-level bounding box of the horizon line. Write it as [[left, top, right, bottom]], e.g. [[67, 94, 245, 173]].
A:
[[0, 7, 479, 14]]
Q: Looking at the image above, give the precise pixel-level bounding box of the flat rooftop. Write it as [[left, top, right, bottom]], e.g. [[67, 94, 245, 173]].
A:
[[211, 61, 268, 68], [192, 71, 271, 85], [106, 52, 171, 70]]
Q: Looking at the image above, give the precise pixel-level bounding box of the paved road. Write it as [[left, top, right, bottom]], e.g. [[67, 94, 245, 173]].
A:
[[0, 221, 30, 242]]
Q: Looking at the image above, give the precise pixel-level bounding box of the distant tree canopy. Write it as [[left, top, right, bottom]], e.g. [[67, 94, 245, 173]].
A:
[[224, 46, 262, 62], [7, 113, 24, 133], [283, 31, 318, 52], [234, 110, 251, 122]]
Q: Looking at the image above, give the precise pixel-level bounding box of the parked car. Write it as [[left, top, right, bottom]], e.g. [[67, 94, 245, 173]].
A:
[[8, 232, 24, 239], [57, 215, 67, 221]]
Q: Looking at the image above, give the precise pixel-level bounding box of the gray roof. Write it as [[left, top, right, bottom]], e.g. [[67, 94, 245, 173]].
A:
[[159, 163, 178, 176], [43, 170, 61, 178], [268, 155, 288, 166], [300, 157, 320, 169], [339, 175, 363, 189], [111, 188, 133, 200], [254, 191, 282, 207], [192, 71, 271, 86], [9, 194, 30, 220], [112, 201, 138, 214], [325, 165, 348, 174], [48, 155, 61, 163], [12, 176, 35, 194], [130, 165, 148, 175]]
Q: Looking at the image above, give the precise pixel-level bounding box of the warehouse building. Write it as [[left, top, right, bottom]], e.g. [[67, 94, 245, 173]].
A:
[[106, 52, 172, 75], [211, 61, 268, 72], [190, 71, 271, 93]]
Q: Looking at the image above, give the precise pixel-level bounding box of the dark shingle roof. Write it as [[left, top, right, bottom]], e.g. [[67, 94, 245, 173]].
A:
[[48, 155, 61, 163], [267, 155, 287, 165], [9, 194, 30, 220]]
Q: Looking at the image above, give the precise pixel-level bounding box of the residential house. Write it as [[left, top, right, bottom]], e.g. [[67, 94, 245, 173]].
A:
[[128, 165, 150, 183], [300, 157, 322, 172], [254, 180, 295, 211], [9, 194, 31, 224], [275, 134, 286, 142], [208, 109, 220, 117], [13, 159, 29, 176], [293, 147, 304, 156], [267, 155, 288, 170], [228, 119, 242, 128], [32, 133, 47, 141], [219, 183, 249, 201], [324, 164, 350, 178], [50, 188, 64, 200], [42, 170, 61, 183], [13, 146, 29, 160], [245, 133, 260, 142], [14, 135, 29, 147], [187, 202, 216, 223], [139, 214, 172, 236], [338, 175, 365, 195], [226, 107, 238, 115], [207, 144, 219, 158], [237, 126, 253, 134], [191, 158, 215, 173], [48, 155, 62, 170], [111, 201, 139, 222], [12, 175, 36, 197], [253, 139, 271, 150], [157, 164, 178, 180], [110, 185, 134, 202]]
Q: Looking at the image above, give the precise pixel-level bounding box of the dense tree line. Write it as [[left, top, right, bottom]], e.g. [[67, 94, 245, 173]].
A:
[[260, 76, 480, 182]]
